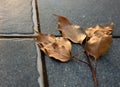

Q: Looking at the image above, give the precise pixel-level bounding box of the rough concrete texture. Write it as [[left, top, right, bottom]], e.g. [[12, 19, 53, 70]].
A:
[[0, 39, 39, 87], [38, 0, 120, 36], [0, 0, 34, 34]]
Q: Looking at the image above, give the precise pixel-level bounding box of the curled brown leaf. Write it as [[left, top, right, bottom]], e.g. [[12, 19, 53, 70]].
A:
[[35, 31, 72, 62], [54, 14, 86, 44], [85, 23, 114, 61]]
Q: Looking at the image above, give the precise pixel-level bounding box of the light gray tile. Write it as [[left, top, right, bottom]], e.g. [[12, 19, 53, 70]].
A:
[[0, 39, 39, 87], [0, 0, 33, 34]]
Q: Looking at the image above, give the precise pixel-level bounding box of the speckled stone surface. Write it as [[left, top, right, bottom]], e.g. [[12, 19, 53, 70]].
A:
[[38, 0, 120, 36], [38, 0, 120, 86], [0, 0, 33, 34], [0, 39, 39, 87]]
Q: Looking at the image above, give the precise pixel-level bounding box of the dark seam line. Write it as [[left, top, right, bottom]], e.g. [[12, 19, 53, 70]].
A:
[[35, 0, 41, 32], [113, 36, 120, 38], [0, 36, 36, 38], [35, 0, 49, 87]]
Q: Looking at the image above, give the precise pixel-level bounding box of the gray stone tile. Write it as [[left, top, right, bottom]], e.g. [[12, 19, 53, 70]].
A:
[[0, 39, 39, 87], [0, 0, 33, 34], [38, 0, 120, 36], [44, 39, 120, 87], [38, 0, 120, 86]]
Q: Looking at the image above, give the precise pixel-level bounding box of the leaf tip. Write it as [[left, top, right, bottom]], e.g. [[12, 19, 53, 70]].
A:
[[109, 22, 114, 28], [53, 14, 58, 17]]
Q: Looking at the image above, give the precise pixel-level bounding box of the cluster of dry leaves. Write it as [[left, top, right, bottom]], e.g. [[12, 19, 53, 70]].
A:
[[35, 14, 113, 86]]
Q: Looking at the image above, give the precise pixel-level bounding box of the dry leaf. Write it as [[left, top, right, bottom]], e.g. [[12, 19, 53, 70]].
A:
[[36, 31, 72, 62], [85, 23, 113, 61], [54, 14, 86, 44]]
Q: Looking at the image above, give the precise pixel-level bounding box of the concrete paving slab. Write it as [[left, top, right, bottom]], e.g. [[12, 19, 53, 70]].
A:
[[38, 0, 120, 36], [44, 39, 120, 87], [38, 0, 120, 86], [0, 0, 34, 34], [0, 39, 39, 87]]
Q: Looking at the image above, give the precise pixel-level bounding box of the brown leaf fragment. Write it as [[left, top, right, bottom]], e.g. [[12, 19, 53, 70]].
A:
[[54, 14, 86, 44], [35, 31, 72, 62], [85, 23, 114, 61]]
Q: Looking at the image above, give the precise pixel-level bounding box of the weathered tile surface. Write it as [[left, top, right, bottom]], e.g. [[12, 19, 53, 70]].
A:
[[0, 39, 39, 87], [44, 39, 120, 87], [38, 0, 120, 36], [38, 0, 120, 86], [0, 0, 33, 34]]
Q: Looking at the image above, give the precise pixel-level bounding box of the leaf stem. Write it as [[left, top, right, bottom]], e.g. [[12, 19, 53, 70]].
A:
[[85, 52, 98, 87], [94, 59, 97, 73], [73, 57, 89, 65]]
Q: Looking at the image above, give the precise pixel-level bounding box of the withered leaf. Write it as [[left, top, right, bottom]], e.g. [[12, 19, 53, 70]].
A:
[[54, 14, 86, 44], [85, 23, 114, 61], [36, 31, 72, 62]]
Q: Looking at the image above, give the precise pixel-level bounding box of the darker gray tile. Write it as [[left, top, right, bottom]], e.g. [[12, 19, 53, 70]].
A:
[[38, 0, 120, 86], [0, 0, 33, 34], [44, 39, 120, 87], [0, 39, 39, 87], [38, 0, 120, 36]]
